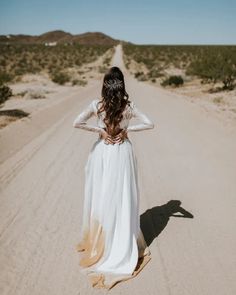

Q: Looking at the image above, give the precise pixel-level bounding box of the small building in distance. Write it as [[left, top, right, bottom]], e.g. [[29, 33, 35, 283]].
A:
[[45, 41, 57, 46]]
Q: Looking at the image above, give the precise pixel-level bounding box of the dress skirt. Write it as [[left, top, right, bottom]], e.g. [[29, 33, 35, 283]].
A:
[[76, 137, 151, 290]]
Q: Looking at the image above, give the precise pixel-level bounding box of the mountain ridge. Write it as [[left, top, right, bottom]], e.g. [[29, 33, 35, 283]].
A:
[[0, 30, 129, 45]]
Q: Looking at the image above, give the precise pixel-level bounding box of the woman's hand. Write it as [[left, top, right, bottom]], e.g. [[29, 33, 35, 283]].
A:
[[99, 129, 115, 145], [112, 129, 128, 144], [99, 128, 128, 145]]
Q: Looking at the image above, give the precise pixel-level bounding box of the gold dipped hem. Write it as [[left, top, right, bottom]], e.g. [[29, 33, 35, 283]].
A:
[[87, 252, 152, 290], [76, 218, 105, 268], [75, 220, 151, 290]]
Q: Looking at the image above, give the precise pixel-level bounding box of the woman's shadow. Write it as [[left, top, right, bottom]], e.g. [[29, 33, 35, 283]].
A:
[[140, 200, 194, 246]]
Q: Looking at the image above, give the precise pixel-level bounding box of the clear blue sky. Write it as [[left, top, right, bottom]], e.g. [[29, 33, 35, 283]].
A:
[[0, 0, 235, 44]]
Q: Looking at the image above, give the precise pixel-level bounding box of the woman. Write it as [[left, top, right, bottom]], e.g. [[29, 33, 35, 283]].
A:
[[73, 66, 154, 290]]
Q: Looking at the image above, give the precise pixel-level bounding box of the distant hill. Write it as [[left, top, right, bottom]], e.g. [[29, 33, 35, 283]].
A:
[[0, 30, 124, 45]]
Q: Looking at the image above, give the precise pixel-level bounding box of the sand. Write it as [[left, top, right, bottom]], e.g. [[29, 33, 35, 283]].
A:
[[0, 44, 236, 295]]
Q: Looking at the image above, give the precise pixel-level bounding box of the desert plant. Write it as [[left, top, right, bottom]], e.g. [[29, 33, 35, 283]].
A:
[[51, 71, 70, 85], [0, 71, 13, 85], [0, 85, 13, 105], [72, 79, 87, 86], [134, 71, 148, 81], [98, 66, 107, 73], [161, 75, 184, 87], [147, 68, 164, 78], [103, 57, 111, 66], [24, 89, 46, 99]]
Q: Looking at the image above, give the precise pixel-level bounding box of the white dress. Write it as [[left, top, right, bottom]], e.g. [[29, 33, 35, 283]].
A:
[[73, 98, 154, 290]]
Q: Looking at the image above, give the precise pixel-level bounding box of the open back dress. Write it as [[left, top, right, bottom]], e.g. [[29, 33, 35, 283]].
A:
[[72, 98, 154, 290]]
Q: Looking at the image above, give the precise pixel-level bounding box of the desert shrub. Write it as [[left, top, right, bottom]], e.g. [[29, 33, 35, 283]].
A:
[[98, 66, 107, 73], [15, 90, 27, 97], [208, 86, 226, 93], [14, 68, 27, 76], [134, 71, 148, 81], [103, 57, 111, 66], [72, 79, 87, 86], [125, 61, 130, 69], [0, 71, 13, 85], [147, 69, 164, 78], [51, 71, 70, 85], [24, 89, 46, 99], [74, 58, 82, 66], [161, 75, 184, 87], [134, 71, 143, 78], [0, 85, 13, 105]]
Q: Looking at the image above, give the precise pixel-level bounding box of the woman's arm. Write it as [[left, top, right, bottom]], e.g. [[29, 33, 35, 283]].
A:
[[126, 102, 155, 132], [72, 100, 104, 134]]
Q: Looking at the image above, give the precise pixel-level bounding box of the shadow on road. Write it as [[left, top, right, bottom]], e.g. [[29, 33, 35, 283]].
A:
[[140, 200, 194, 247]]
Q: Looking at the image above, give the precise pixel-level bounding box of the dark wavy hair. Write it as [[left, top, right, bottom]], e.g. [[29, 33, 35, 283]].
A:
[[97, 66, 131, 136]]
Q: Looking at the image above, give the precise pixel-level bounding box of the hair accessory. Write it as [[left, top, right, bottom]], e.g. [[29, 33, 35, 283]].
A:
[[104, 79, 123, 90]]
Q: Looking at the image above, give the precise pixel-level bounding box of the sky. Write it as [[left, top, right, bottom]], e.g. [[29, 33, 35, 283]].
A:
[[0, 0, 235, 44]]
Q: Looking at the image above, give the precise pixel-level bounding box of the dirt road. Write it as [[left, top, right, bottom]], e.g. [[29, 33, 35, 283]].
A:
[[0, 44, 236, 295]]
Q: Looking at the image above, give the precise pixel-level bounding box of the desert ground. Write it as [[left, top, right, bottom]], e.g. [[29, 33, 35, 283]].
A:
[[0, 44, 236, 295]]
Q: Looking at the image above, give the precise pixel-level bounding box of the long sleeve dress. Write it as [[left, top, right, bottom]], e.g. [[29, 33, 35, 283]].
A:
[[73, 98, 154, 290]]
